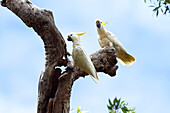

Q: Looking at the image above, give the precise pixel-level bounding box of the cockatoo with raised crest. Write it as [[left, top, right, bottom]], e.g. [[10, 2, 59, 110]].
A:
[[67, 32, 99, 83], [96, 19, 135, 65]]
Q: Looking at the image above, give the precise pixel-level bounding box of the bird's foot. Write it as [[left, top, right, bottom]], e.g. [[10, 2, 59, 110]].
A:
[[66, 66, 74, 72]]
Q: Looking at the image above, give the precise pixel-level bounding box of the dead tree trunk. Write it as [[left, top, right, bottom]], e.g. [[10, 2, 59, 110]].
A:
[[1, 0, 118, 113]]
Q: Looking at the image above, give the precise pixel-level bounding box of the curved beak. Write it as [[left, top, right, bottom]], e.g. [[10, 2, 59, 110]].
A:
[[102, 21, 108, 26], [67, 36, 72, 41]]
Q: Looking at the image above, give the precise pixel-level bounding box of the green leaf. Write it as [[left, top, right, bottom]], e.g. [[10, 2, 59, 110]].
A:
[[159, 0, 161, 6], [164, 6, 169, 14], [122, 106, 129, 112], [117, 98, 121, 107], [115, 98, 121, 110], [156, 9, 159, 16], [144, 0, 146, 3], [77, 107, 83, 113], [113, 97, 118, 110], [149, 5, 155, 7], [121, 101, 125, 105], [166, 0, 170, 4], [113, 97, 118, 104], [122, 109, 126, 113], [153, 6, 160, 11], [108, 99, 113, 107], [109, 109, 116, 113], [107, 105, 112, 110]]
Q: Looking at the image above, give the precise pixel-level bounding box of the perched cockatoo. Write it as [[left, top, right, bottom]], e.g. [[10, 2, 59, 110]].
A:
[[67, 32, 99, 83], [96, 19, 135, 65]]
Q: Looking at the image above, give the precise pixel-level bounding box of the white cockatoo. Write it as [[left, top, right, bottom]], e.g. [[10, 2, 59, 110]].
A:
[[67, 32, 99, 83], [96, 19, 135, 65]]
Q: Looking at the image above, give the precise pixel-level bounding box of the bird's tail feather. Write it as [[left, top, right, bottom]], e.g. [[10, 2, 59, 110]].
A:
[[90, 70, 99, 83], [119, 53, 135, 66]]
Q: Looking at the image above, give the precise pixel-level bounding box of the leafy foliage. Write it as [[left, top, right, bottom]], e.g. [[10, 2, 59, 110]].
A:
[[77, 107, 84, 113], [71, 98, 135, 113], [71, 107, 88, 113], [144, 0, 170, 16], [107, 97, 135, 113]]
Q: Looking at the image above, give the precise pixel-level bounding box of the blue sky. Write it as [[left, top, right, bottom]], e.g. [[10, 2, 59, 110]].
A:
[[0, 0, 170, 113]]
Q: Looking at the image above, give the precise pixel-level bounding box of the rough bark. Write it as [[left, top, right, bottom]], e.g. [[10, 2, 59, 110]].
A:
[[1, 0, 118, 113]]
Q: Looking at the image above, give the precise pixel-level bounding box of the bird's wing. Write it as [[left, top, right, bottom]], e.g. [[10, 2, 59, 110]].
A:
[[98, 36, 113, 47], [73, 46, 99, 82], [107, 31, 120, 44], [106, 31, 135, 65], [107, 31, 126, 51]]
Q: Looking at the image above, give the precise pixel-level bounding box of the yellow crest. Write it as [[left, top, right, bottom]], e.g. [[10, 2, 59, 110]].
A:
[[102, 21, 108, 26], [73, 31, 86, 36]]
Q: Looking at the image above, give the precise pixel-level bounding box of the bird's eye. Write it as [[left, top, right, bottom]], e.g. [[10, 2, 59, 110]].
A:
[[70, 34, 72, 36]]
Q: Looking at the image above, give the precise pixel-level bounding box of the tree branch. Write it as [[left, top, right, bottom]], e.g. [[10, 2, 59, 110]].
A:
[[1, 0, 118, 113]]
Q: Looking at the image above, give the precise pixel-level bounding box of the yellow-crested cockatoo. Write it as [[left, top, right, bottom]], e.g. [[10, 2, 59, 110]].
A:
[[67, 32, 99, 83], [96, 19, 135, 65]]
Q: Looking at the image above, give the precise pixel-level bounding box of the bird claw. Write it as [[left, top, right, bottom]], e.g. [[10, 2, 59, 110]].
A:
[[66, 66, 74, 72], [66, 52, 72, 56]]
